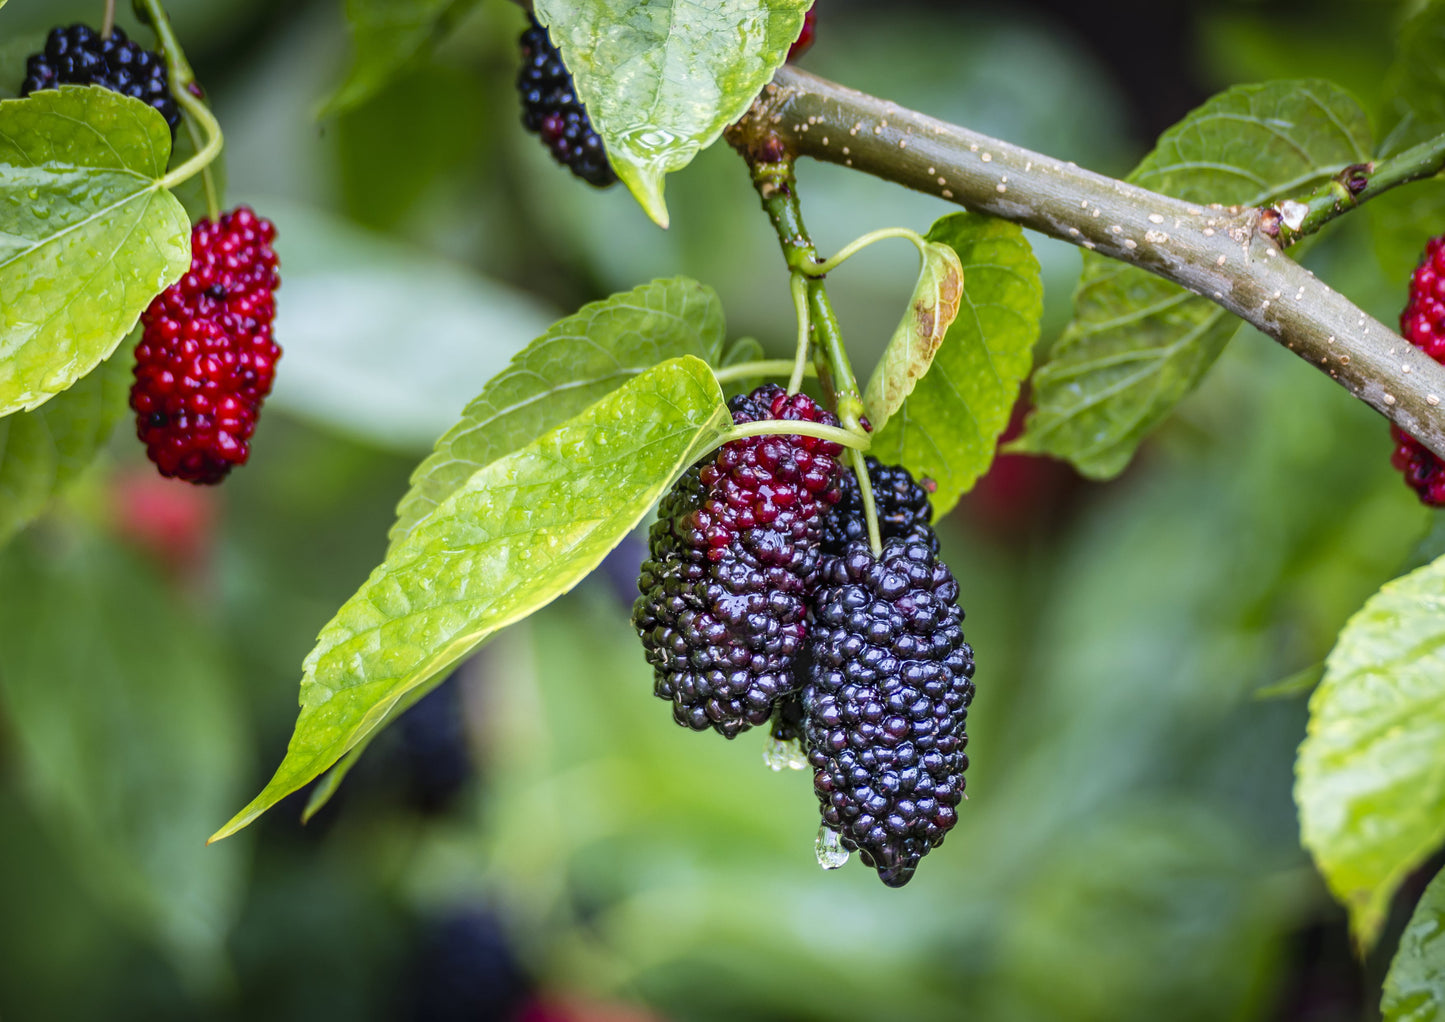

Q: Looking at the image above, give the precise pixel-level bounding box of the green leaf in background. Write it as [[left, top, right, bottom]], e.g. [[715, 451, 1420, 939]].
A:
[[1017, 80, 1372, 479], [0, 342, 133, 549], [320, 0, 479, 116], [1383, 867, 1445, 1022], [211, 356, 732, 841], [861, 237, 963, 433], [262, 202, 556, 452], [533, 0, 812, 226], [388, 276, 725, 548], [0, 87, 190, 417], [1371, 0, 1445, 283], [1297, 555, 1445, 948], [0, 530, 250, 990], [716, 335, 768, 398], [871, 213, 1040, 516]]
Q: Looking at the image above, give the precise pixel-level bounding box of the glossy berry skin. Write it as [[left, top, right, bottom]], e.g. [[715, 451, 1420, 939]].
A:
[[788, 7, 817, 61], [822, 456, 936, 555], [22, 24, 180, 135], [634, 385, 843, 738], [1392, 236, 1445, 505], [130, 207, 280, 485], [517, 16, 616, 187], [803, 534, 974, 887]]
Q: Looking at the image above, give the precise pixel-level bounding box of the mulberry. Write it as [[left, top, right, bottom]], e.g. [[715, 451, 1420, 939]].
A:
[[802, 534, 974, 887], [130, 207, 280, 485], [516, 16, 616, 187], [1391, 236, 1445, 505], [822, 456, 936, 554], [21, 24, 180, 135], [633, 385, 843, 737]]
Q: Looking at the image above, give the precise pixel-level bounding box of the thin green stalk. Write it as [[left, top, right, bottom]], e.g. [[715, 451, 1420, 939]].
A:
[[137, 0, 222, 210], [722, 420, 870, 451], [157, 88, 223, 194], [849, 448, 882, 556], [711, 359, 808, 385], [787, 272, 811, 394], [802, 227, 929, 277], [742, 156, 866, 430], [1273, 133, 1445, 246]]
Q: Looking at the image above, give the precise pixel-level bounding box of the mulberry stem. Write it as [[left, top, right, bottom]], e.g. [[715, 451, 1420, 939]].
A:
[[787, 271, 811, 395], [743, 155, 867, 432], [849, 447, 884, 557], [802, 227, 929, 277], [721, 420, 870, 452], [138, 0, 223, 210], [711, 359, 810, 386], [101, 0, 116, 37]]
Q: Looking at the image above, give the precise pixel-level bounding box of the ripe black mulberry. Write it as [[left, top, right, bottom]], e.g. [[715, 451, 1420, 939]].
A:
[[516, 16, 616, 187], [802, 533, 974, 887], [633, 385, 843, 737], [22, 24, 180, 135]]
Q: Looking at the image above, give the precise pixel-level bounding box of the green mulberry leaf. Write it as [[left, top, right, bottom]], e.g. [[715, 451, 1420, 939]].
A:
[[533, 0, 812, 227], [389, 276, 725, 548], [861, 239, 964, 434], [1017, 80, 1372, 478], [1297, 555, 1445, 948], [1383, 867, 1445, 1022], [211, 356, 732, 840], [0, 340, 134, 549], [871, 213, 1041, 516], [0, 87, 189, 418]]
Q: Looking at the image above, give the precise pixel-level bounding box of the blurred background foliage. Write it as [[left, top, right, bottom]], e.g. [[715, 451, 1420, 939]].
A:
[[0, 0, 1439, 1018]]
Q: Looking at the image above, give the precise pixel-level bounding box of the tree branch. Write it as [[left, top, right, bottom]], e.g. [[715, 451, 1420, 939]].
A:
[[730, 65, 1445, 460]]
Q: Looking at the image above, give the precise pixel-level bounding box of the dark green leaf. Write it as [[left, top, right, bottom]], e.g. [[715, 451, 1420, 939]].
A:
[[871, 213, 1041, 516], [0, 530, 250, 986], [389, 276, 725, 548], [0, 87, 190, 417], [320, 0, 479, 116], [0, 341, 133, 548], [533, 0, 812, 226], [1018, 80, 1372, 478], [1297, 555, 1445, 948], [211, 356, 732, 841], [861, 239, 963, 433], [1384, 867, 1445, 1022]]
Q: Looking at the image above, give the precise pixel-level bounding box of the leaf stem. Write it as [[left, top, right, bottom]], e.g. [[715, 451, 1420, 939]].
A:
[[849, 448, 883, 557], [803, 226, 929, 277], [711, 359, 811, 385], [722, 420, 870, 451], [728, 66, 1445, 461], [137, 0, 223, 209], [1269, 133, 1445, 246], [742, 154, 866, 431], [157, 85, 222, 196], [787, 272, 811, 394]]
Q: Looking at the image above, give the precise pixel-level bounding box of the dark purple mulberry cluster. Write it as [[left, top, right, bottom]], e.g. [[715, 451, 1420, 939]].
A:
[[634, 400, 975, 886], [632, 385, 843, 737]]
